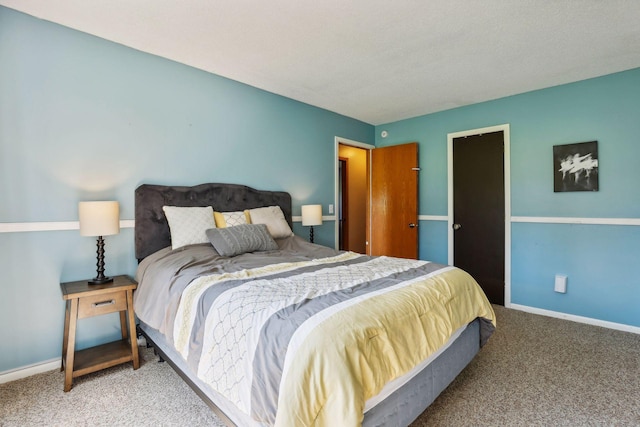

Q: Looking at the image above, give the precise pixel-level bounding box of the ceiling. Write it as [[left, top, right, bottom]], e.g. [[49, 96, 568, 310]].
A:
[[3, 1, 640, 125]]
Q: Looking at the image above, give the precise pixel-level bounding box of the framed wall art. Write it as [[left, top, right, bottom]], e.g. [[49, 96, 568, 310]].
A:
[[553, 141, 599, 192]]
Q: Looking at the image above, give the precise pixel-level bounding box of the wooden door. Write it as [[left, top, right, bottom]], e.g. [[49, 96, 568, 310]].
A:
[[453, 131, 505, 304], [368, 142, 419, 258]]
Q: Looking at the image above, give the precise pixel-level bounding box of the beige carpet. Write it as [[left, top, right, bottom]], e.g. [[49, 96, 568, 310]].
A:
[[1, 306, 639, 426]]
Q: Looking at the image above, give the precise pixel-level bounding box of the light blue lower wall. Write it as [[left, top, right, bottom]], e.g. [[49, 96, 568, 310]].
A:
[[0, 7, 371, 372], [511, 223, 640, 326], [377, 68, 640, 329], [0, 228, 138, 370], [418, 220, 448, 265]]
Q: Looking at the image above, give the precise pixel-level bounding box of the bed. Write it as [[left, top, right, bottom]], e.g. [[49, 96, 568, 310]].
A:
[[133, 183, 495, 427]]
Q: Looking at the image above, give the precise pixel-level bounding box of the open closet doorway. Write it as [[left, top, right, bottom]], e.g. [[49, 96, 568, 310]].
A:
[[335, 137, 419, 257], [335, 137, 373, 253]]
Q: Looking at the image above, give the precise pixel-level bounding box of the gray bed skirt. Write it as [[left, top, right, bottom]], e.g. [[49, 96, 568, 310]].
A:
[[364, 319, 480, 426], [138, 319, 480, 427]]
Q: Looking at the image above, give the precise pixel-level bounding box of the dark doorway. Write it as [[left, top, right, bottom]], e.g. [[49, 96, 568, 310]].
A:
[[338, 144, 367, 253], [452, 131, 505, 305], [338, 158, 348, 250]]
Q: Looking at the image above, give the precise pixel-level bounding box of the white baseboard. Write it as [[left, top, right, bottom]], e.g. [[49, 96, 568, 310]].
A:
[[508, 303, 640, 335], [0, 358, 60, 384], [1, 341, 149, 384]]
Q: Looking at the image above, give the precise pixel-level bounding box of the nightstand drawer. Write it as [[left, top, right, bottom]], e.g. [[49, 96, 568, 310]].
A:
[[77, 291, 127, 319]]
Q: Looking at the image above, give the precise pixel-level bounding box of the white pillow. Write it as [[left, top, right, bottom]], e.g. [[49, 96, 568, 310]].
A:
[[248, 206, 293, 239], [162, 206, 216, 249]]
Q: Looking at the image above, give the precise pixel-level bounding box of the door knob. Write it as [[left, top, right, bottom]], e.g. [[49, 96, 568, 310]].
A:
[[409, 223, 417, 228], [452, 223, 462, 230]]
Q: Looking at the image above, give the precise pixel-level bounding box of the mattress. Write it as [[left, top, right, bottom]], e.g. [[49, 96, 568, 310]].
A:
[[139, 318, 481, 427], [134, 235, 495, 426]]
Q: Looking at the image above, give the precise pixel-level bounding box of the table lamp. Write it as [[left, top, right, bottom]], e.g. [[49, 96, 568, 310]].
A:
[[79, 201, 120, 284], [301, 204, 322, 243]]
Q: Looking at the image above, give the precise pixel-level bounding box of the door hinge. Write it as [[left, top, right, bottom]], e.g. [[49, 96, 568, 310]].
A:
[[411, 167, 421, 171]]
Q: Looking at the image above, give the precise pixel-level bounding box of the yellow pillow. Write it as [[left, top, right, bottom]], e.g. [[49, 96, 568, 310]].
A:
[[213, 210, 251, 228]]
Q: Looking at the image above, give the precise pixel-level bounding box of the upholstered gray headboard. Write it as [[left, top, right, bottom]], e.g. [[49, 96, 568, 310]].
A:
[[135, 183, 293, 261]]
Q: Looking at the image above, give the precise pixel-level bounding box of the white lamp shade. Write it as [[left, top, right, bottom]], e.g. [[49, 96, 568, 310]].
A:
[[78, 201, 120, 237], [301, 204, 323, 226]]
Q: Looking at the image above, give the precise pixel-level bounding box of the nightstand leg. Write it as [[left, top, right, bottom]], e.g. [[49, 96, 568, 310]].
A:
[[64, 298, 79, 392], [126, 289, 139, 369], [119, 311, 128, 340], [61, 300, 71, 371]]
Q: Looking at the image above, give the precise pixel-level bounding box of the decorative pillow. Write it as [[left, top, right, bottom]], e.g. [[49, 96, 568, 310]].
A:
[[206, 223, 278, 256], [162, 206, 216, 250], [213, 210, 251, 228], [248, 206, 294, 239]]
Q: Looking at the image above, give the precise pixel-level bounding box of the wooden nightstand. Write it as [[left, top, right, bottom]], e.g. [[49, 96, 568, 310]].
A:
[[60, 275, 139, 392]]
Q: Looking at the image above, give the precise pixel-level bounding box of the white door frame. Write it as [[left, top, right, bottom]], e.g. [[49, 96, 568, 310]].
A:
[[447, 124, 511, 306], [334, 136, 375, 251]]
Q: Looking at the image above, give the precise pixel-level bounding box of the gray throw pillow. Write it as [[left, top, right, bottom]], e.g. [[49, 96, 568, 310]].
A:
[[206, 223, 278, 257]]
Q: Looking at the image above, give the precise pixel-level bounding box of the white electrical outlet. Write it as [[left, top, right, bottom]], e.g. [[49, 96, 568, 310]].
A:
[[554, 275, 567, 293], [328, 204, 334, 214]]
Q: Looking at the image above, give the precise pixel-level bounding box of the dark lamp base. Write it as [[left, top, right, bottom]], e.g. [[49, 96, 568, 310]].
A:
[[88, 276, 113, 285], [89, 235, 113, 285]]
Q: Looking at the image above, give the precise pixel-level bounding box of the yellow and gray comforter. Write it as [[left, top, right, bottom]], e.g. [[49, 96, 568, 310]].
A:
[[134, 236, 495, 427]]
